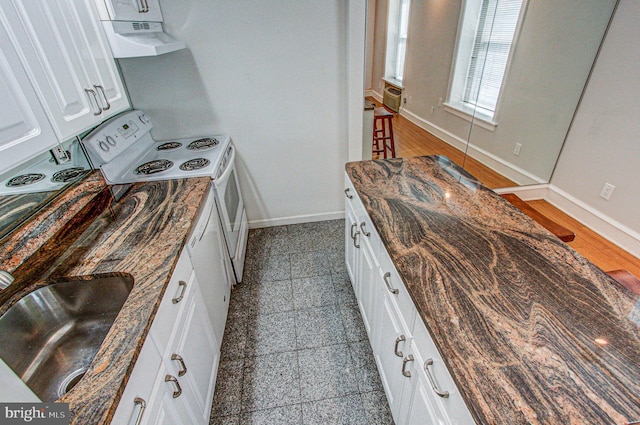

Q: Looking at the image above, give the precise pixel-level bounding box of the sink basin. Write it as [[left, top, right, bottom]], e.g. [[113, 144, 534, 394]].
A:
[[0, 275, 134, 401]]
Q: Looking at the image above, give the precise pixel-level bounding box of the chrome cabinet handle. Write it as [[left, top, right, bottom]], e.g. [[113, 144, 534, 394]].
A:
[[424, 359, 450, 398], [350, 223, 357, 240], [136, 0, 145, 12], [402, 354, 414, 377], [172, 280, 187, 304], [344, 188, 353, 199], [383, 272, 399, 294], [171, 353, 188, 377], [394, 335, 406, 357], [353, 230, 360, 248], [133, 397, 146, 425], [94, 85, 111, 110], [142, 0, 150, 12], [359, 222, 370, 237], [84, 88, 102, 115], [164, 375, 182, 398]]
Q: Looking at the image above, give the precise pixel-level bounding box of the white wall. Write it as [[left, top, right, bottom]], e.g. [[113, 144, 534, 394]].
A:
[[118, 0, 348, 226], [550, 0, 640, 246]]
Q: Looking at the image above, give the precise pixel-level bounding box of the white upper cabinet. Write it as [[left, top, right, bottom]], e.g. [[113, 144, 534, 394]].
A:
[[94, 0, 163, 22], [0, 12, 58, 175], [3, 0, 130, 142]]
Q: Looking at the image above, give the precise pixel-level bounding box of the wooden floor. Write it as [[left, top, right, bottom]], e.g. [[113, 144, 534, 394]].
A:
[[368, 100, 640, 280], [369, 99, 515, 189]]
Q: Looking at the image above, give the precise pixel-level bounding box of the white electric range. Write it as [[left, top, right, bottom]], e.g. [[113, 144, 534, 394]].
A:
[[81, 110, 248, 284]]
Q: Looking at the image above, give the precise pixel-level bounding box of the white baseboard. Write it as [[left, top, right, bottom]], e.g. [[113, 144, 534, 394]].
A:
[[249, 210, 345, 229], [368, 90, 383, 103], [493, 184, 549, 201], [399, 108, 546, 186], [546, 185, 640, 258]]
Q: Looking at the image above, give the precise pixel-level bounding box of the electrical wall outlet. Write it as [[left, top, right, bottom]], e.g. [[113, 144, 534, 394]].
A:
[[600, 183, 615, 200], [403, 97, 407, 105], [438, 97, 443, 107], [50, 145, 70, 164], [513, 143, 522, 156], [430, 106, 435, 115]]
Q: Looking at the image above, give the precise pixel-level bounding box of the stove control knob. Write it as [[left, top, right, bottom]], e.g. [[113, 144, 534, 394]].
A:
[[106, 135, 116, 146], [99, 141, 110, 152]]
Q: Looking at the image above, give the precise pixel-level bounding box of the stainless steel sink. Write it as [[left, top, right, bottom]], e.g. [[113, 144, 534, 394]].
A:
[[0, 275, 134, 401]]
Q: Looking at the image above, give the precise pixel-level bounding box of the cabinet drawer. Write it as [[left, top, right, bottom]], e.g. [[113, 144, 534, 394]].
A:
[[150, 251, 194, 355], [110, 335, 162, 425], [412, 318, 476, 425]]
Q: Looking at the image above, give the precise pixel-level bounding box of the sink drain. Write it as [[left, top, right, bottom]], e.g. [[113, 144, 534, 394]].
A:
[[58, 368, 87, 397]]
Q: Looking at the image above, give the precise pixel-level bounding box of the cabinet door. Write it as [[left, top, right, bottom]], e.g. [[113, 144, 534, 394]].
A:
[[145, 362, 198, 425], [356, 234, 378, 336], [100, 0, 163, 22], [168, 276, 218, 425], [345, 203, 359, 286], [0, 8, 58, 175], [373, 286, 411, 422], [110, 336, 162, 425], [6, 0, 129, 141]]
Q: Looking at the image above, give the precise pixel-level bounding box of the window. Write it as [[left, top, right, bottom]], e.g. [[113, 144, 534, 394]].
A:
[[447, 0, 524, 124], [385, 0, 411, 83]]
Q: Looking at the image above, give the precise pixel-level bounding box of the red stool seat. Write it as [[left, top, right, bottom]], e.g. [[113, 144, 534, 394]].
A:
[[372, 107, 396, 158]]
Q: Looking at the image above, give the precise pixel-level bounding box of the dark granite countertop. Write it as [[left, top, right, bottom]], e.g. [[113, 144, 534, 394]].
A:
[[346, 155, 640, 425], [0, 173, 210, 424]]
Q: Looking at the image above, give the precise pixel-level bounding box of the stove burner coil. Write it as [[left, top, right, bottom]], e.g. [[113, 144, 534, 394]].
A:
[[157, 142, 183, 151], [187, 138, 219, 150], [6, 173, 46, 187], [134, 159, 173, 175], [179, 158, 211, 171], [51, 167, 86, 183]]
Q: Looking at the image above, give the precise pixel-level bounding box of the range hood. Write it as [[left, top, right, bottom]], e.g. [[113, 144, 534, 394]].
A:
[[101, 21, 186, 58]]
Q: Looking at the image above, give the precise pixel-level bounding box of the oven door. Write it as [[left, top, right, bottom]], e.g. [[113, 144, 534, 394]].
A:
[[214, 143, 244, 258]]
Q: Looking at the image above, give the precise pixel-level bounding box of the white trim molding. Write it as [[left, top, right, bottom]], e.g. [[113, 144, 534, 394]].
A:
[[492, 184, 549, 200], [249, 210, 345, 229], [546, 185, 640, 259]]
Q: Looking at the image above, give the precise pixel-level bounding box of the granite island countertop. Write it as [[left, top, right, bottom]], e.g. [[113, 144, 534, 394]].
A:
[[346, 155, 640, 425], [0, 173, 211, 424]]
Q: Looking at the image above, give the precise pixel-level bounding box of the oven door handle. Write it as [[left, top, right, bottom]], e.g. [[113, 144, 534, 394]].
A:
[[215, 145, 236, 184]]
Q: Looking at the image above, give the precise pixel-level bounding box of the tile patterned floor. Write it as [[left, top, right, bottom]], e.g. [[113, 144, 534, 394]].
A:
[[209, 220, 394, 425]]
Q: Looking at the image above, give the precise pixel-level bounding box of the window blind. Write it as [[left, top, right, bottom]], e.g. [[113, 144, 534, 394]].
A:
[[464, 0, 522, 114], [394, 0, 411, 81]]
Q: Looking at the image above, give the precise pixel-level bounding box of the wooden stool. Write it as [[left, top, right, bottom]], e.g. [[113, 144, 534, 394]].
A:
[[373, 107, 396, 158]]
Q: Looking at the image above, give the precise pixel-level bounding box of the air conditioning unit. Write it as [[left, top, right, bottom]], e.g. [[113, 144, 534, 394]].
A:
[[383, 86, 402, 113]]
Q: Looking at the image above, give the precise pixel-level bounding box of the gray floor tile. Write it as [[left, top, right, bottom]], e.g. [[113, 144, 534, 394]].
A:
[[220, 313, 249, 361], [245, 254, 291, 281], [327, 249, 348, 275], [340, 305, 369, 343], [245, 311, 297, 356], [298, 344, 359, 402], [242, 351, 301, 412], [360, 390, 394, 425], [250, 279, 294, 316], [348, 341, 385, 393], [292, 275, 336, 310], [228, 282, 254, 319], [301, 395, 367, 425], [290, 251, 330, 278], [210, 414, 240, 425], [211, 359, 244, 417], [239, 404, 302, 424], [295, 305, 346, 349], [332, 272, 358, 307]]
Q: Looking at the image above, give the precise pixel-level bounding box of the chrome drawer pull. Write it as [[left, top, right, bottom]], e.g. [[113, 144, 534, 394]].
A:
[[172, 280, 187, 304], [350, 223, 357, 240], [94, 85, 111, 110], [84, 88, 102, 115], [402, 354, 414, 377], [424, 358, 450, 398], [344, 188, 353, 199], [164, 375, 182, 398], [383, 272, 399, 294], [171, 353, 188, 376], [353, 231, 360, 248], [394, 335, 406, 357], [133, 397, 146, 425], [359, 222, 370, 237]]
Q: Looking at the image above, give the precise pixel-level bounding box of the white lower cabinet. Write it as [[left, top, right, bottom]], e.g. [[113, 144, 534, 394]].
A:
[[112, 250, 219, 425], [344, 173, 476, 425]]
